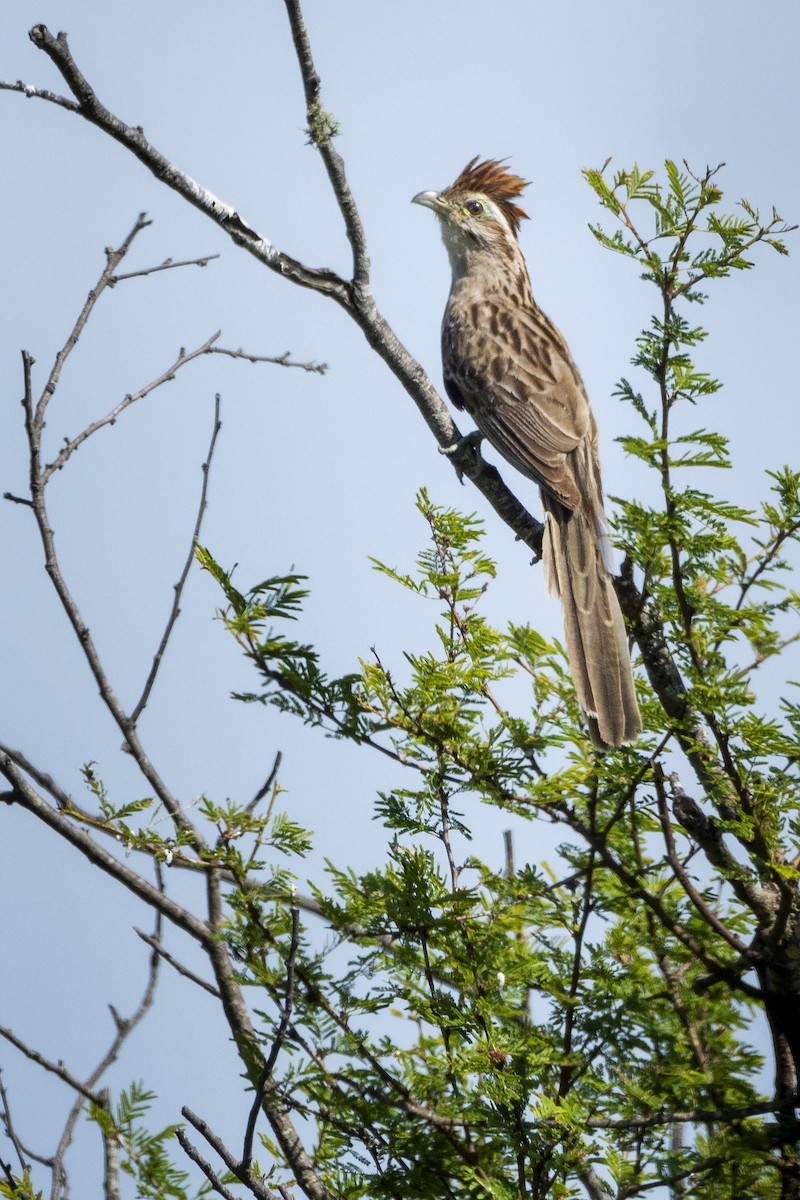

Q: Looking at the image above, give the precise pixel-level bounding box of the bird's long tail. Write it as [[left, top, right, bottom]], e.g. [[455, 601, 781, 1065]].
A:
[[542, 500, 642, 749]]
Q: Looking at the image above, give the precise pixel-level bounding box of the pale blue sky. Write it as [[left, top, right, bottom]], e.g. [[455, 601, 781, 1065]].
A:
[[2, 1, 799, 1194]]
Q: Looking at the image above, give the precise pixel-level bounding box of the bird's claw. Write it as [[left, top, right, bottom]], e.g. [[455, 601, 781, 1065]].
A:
[[439, 430, 485, 483]]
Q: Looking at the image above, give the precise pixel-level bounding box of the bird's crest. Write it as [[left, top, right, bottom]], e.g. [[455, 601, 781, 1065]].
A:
[[444, 157, 530, 235]]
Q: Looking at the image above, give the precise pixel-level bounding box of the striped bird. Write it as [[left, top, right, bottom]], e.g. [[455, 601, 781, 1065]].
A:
[[413, 157, 641, 749]]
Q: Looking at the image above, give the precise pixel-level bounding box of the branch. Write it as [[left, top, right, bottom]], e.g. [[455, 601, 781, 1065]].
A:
[[134, 928, 221, 998], [0, 757, 210, 944], [577, 1164, 614, 1200], [282, 0, 369, 289], [14, 23, 546, 562], [208, 346, 327, 374], [560, 802, 764, 998], [98, 1088, 122, 1200], [0, 77, 79, 111], [33, 212, 151, 435], [0, 1073, 31, 1175], [654, 767, 761, 958], [584, 1094, 799, 1131], [109, 251, 219, 284], [41, 331, 222, 482], [0, 1025, 102, 1107], [23, 25, 350, 302], [181, 1108, 281, 1200], [201, 873, 337, 1200], [174, 1128, 239, 1200], [131, 392, 223, 723], [665, 770, 778, 924], [242, 906, 300, 1168]]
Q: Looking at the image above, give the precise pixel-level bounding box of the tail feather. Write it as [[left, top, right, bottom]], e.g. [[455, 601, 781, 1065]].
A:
[[543, 503, 641, 750]]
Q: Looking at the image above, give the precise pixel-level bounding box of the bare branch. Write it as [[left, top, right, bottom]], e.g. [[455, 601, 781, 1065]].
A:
[[0, 757, 210, 944], [24, 25, 350, 302], [242, 906, 301, 1168], [109, 252, 220, 284], [134, 928, 221, 998], [208, 345, 327, 374], [0, 78, 79, 111], [0, 1072, 31, 1174], [0, 1026, 102, 1107], [131, 392, 223, 724], [174, 1128, 239, 1200], [282, 0, 370, 288], [41, 332, 222, 482], [34, 213, 151, 434], [182, 1108, 281, 1200], [17, 23, 546, 563], [246, 750, 283, 814]]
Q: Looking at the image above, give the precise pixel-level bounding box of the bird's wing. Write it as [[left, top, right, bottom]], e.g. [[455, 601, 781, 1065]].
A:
[[443, 297, 592, 509]]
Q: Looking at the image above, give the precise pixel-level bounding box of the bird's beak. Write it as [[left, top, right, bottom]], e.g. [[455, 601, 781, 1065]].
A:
[[412, 190, 449, 215]]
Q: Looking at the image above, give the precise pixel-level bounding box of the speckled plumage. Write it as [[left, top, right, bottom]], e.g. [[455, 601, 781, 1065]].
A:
[[413, 158, 641, 749]]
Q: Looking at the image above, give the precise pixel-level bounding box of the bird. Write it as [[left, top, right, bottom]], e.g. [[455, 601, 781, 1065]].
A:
[[412, 157, 641, 750]]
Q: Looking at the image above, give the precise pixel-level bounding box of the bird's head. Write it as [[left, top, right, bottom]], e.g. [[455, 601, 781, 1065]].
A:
[[412, 156, 530, 274]]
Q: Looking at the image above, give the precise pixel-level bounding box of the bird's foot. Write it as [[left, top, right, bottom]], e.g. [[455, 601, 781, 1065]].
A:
[[439, 430, 484, 483]]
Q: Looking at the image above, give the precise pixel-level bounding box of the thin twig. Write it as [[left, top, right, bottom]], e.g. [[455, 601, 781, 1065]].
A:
[[281, 0, 370, 289], [48, 904, 164, 1200], [242, 905, 301, 1168], [246, 750, 283, 814], [209, 346, 327, 374], [0, 79, 79, 111], [13, 23, 547, 561], [0, 1026, 102, 1107], [182, 1108, 281, 1200], [131, 392, 223, 723], [34, 213, 151, 435], [41, 332, 222, 483], [134, 928, 221, 997], [174, 1129, 239, 1200], [109, 252, 220, 284], [0, 1073, 29, 1174], [654, 767, 759, 960]]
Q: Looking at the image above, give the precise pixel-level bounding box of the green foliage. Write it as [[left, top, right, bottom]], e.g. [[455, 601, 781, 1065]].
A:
[[88, 1085, 210, 1200], [0, 1168, 40, 1200], [29, 161, 798, 1200], [188, 162, 799, 1199]]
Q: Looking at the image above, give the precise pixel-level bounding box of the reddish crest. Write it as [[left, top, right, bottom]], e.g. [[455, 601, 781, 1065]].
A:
[[444, 157, 530, 235]]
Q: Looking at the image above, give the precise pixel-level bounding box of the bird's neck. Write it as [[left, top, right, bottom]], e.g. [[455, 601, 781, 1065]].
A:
[[443, 231, 534, 307]]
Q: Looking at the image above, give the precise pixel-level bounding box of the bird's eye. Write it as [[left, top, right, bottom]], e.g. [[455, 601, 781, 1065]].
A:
[[465, 199, 484, 216]]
